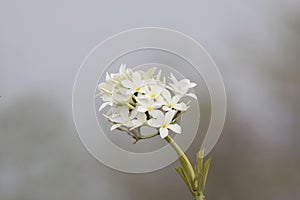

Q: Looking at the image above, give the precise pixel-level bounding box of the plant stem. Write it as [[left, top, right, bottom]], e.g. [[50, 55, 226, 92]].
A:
[[139, 132, 159, 139], [164, 135, 195, 186], [194, 194, 204, 200]]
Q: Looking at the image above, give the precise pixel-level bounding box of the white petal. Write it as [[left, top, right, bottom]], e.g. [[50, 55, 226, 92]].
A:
[[169, 73, 178, 83], [173, 102, 187, 111], [129, 120, 142, 130], [185, 93, 197, 99], [137, 106, 147, 113], [137, 112, 146, 122], [121, 80, 135, 89], [165, 110, 176, 124], [190, 82, 197, 87], [110, 116, 123, 124], [168, 124, 182, 134], [106, 72, 110, 81], [119, 64, 126, 74], [150, 85, 163, 94], [120, 106, 129, 121], [155, 95, 166, 105], [159, 127, 169, 138], [99, 102, 110, 111], [111, 124, 122, 131], [147, 67, 157, 78], [156, 69, 161, 80], [130, 109, 138, 119], [162, 90, 172, 102], [171, 95, 180, 104], [135, 96, 150, 105], [149, 110, 164, 122], [132, 72, 142, 83], [147, 119, 161, 128], [162, 105, 171, 111]]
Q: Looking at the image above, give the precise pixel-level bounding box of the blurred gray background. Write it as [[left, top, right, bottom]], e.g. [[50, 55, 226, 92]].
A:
[[1, 0, 299, 199]]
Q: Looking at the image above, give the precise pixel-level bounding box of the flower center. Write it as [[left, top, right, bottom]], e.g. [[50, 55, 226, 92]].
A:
[[167, 103, 173, 108], [150, 93, 156, 99], [147, 106, 152, 111], [162, 123, 167, 128], [135, 86, 140, 91]]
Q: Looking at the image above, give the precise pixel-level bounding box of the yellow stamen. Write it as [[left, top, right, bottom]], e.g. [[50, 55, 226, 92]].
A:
[[150, 93, 156, 99], [147, 106, 152, 111], [162, 123, 167, 128], [135, 86, 140, 91], [167, 104, 173, 108]]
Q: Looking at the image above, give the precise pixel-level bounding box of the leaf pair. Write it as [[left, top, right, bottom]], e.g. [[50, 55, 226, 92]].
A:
[[195, 149, 211, 192], [174, 149, 211, 198]]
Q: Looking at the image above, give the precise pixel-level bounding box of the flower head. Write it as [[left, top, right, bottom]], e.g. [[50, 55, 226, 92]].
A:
[[97, 64, 197, 141]]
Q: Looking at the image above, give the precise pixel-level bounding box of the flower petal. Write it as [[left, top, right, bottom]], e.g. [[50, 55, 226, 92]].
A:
[[147, 119, 161, 128], [171, 95, 180, 104], [185, 93, 197, 100], [121, 80, 135, 89], [111, 124, 122, 131], [169, 73, 178, 83], [165, 110, 176, 124], [149, 110, 164, 122], [190, 82, 197, 88], [99, 102, 110, 111], [162, 90, 172, 102], [110, 116, 123, 124], [129, 120, 142, 130], [120, 106, 129, 121], [173, 102, 187, 111], [132, 72, 142, 84], [159, 127, 169, 138], [137, 106, 147, 113], [168, 124, 182, 134], [137, 112, 146, 122], [162, 105, 171, 111]]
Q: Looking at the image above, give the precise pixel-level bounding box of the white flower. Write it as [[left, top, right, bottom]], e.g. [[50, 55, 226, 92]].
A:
[[136, 97, 162, 113], [161, 90, 188, 111], [130, 112, 147, 130], [110, 106, 136, 130], [140, 84, 165, 100], [112, 86, 131, 103], [147, 110, 182, 138], [121, 71, 146, 94], [98, 64, 197, 140], [138, 67, 157, 80], [169, 73, 197, 99]]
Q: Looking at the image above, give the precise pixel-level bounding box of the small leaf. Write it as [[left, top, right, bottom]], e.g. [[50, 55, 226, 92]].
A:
[[179, 155, 195, 188], [202, 158, 211, 191], [195, 149, 204, 176], [175, 167, 194, 194]]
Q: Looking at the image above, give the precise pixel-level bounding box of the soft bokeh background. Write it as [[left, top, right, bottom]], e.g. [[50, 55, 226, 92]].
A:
[[1, 0, 299, 199]]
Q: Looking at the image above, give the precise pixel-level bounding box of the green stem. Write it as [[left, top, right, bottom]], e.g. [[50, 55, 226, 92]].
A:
[[164, 135, 195, 185], [140, 132, 159, 139], [194, 194, 205, 200]]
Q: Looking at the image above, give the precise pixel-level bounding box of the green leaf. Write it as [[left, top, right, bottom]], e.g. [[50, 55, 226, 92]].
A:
[[179, 155, 195, 188], [175, 167, 189, 186], [175, 167, 193, 193], [195, 149, 204, 176], [202, 158, 211, 191]]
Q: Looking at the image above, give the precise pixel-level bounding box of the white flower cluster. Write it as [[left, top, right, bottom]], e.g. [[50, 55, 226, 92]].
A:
[[97, 64, 197, 139]]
